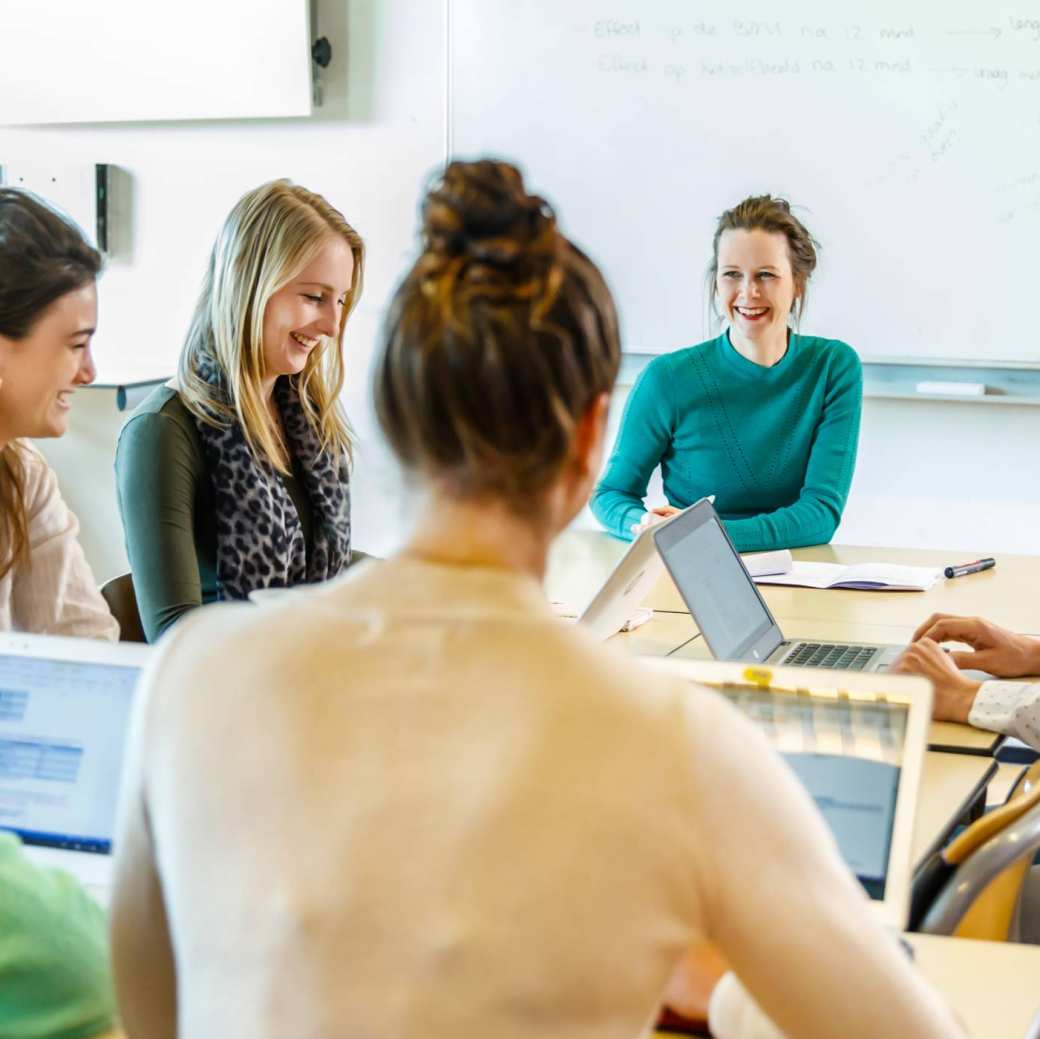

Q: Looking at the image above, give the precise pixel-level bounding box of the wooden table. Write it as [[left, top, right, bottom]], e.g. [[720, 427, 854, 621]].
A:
[[553, 530, 1036, 753], [551, 530, 1040, 634], [914, 753, 997, 867], [646, 542, 1040, 633], [906, 933, 1040, 1038]]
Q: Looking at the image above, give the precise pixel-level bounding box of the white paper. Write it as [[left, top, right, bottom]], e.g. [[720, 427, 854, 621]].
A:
[[753, 561, 940, 592], [740, 549, 793, 578]]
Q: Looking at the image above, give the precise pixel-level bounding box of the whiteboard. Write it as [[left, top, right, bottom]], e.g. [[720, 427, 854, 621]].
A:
[[0, 0, 312, 123], [448, 1, 1040, 364]]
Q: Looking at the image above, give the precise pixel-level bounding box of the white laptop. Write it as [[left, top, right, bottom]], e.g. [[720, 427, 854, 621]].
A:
[[644, 657, 931, 928], [653, 499, 903, 671], [0, 633, 151, 898], [576, 519, 667, 639]]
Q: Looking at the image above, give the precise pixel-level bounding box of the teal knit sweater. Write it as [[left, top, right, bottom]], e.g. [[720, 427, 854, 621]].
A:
[[590, 332, 862, 552]]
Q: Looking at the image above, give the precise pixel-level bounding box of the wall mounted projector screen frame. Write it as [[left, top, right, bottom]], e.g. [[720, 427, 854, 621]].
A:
[[0, 0, 313, 123], [448, 0, 1040, 365]]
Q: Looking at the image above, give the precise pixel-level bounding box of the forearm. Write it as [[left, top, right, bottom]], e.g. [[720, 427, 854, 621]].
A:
[[969, 681, 1040, 747], [722, 495, 841, 552], [589, 484, 644, 541]]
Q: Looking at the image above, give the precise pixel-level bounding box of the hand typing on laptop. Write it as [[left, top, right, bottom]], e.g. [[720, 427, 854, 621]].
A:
[[891, 639, 982, 723], [910, 614, 1040, 678], [893, 613, 1040, 731]]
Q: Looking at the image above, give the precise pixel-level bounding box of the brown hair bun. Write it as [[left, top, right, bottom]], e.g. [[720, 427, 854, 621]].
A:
[[376, 158, 620, 508]]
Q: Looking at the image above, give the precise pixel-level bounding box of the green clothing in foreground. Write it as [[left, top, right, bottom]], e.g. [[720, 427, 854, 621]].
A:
[[116, 386, 316, 643], [591, 332, 862, 552], [0, 834, 115, 1039]]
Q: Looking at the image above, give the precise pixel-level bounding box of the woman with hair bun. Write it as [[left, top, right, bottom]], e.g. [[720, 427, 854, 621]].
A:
[[115, 179, 365, 641], [592, 196, 861, 552], [110, 162, 957, 1039]]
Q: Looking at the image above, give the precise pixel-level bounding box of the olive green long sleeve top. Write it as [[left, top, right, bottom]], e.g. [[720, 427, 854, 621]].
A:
[[115, 386, 316, 643]]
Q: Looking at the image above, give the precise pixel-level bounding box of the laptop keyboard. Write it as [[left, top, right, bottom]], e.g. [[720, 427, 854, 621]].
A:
[[783, 642, 877, 671]]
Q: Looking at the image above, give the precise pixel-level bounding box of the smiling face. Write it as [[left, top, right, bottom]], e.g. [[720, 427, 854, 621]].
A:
[[715, 228, 800, 347], [261, 235, 355, 383], [0, 282, 98, 443]]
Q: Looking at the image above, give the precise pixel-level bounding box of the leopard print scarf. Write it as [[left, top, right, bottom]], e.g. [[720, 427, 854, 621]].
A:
[[192, 355, 351, 601]]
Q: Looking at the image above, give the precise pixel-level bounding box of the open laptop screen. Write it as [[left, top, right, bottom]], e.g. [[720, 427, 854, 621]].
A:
[[654, 502, 781, 660], [716, 683, 907, 899], [0, 655, 139, 853]]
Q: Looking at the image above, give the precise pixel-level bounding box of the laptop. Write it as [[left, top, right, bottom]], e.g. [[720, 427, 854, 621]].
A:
[[0, 633, 151, 898], [653, 499, 902, 671], [576, 518, 667, 639], [643, 656, 931, 928]]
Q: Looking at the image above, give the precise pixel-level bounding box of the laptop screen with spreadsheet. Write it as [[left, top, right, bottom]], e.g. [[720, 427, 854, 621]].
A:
[[642, 658, 929, 929], [715, 683, 907, 899], [0, 652, 141, 853]]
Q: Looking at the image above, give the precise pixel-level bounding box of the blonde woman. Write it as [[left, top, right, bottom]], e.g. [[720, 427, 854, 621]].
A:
[[116, 180, 365, 642]]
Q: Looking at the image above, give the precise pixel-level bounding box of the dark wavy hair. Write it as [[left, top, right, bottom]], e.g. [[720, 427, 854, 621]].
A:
[[375, 159, 620, 509], [0, 189, 101, 578]]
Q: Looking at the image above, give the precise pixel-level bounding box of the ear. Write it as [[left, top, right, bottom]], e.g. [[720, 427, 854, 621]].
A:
[[572, 391, 610, 478]]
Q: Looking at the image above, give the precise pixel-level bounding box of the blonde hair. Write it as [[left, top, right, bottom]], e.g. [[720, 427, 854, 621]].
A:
[[178, 180, 365, 473]]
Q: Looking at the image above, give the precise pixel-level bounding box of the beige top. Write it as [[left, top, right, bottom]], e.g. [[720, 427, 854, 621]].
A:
[[111, 557, 958, 1039], [0, 444, 117, 639]]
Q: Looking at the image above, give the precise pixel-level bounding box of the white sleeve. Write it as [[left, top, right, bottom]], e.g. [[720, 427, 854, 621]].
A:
[[10, 450, 119, 640], [708, 972, 786, 1039], [969, 681, 1040, 749]]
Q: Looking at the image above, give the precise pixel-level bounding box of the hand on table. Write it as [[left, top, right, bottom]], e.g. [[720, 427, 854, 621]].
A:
[[891, 637, 982, 724], [911, 613, 1040, 678], [630, 506, 681, 538]]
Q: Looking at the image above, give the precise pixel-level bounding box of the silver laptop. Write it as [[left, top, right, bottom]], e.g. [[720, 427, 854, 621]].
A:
[[644, 657, 931, 928], [577, 519, 666, 639], [653, 500, 902, 671], [0, 633, 151, 898]]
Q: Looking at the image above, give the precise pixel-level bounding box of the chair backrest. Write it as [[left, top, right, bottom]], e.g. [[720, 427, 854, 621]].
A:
[[920, 785, 1040, 940], [100, 573, 146, 644]]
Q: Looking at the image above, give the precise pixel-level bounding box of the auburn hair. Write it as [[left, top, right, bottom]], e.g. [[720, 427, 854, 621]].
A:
[[375, 159, 620, 508], [708, 194, 819, 328]]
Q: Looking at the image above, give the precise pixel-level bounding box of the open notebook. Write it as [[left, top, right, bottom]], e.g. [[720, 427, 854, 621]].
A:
[[754, 561, 940, 592]]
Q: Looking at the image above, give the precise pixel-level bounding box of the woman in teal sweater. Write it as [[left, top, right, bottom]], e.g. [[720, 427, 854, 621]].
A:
[[591, 196, 862, 553]]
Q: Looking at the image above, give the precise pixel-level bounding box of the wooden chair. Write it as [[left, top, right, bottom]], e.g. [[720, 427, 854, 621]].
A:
[[919, 760, 1040, 940], [100, 573, 146, 643]]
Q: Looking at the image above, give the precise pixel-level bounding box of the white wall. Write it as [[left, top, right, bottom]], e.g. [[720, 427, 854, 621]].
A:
[[0, 0, 441, 580], [2, 0, 1037, 583]]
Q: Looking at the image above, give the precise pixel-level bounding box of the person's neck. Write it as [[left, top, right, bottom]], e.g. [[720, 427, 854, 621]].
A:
[[727, 326, 790, 368], [261, 375, 280, 425], [400, 491, 554, 583]]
